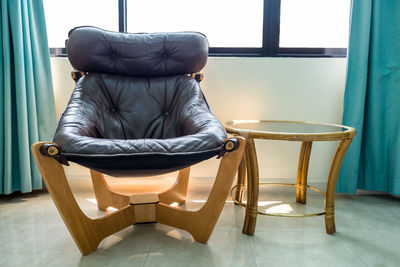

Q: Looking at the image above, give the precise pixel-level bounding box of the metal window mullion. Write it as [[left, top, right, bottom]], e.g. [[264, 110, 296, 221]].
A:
[[119, 0, 127, 32], [262, 0, 281, 57]]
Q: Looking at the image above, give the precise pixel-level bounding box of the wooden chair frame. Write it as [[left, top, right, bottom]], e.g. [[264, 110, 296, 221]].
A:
[[31, 137, 245, 255]]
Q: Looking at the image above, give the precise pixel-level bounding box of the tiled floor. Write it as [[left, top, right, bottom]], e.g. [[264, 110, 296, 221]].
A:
[[1, 182, 400, 267]]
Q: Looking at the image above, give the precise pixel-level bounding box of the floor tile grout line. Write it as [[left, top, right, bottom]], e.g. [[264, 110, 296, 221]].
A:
[[142, 253, 150, 267], [246, 234, 259, 267], [341, 238, 369, 267], [142, 232, 155, 267]]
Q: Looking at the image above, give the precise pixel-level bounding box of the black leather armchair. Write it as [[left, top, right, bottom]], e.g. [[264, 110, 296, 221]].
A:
[[32, 26, 245, 255]]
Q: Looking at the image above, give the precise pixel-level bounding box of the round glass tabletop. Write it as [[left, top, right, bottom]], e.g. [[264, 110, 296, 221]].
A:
[[224, 120, 356, 141]]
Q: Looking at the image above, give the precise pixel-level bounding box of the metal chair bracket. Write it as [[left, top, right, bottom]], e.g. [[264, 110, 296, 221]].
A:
[[39, 143, 70, 166], [217, 138, 240, 159]]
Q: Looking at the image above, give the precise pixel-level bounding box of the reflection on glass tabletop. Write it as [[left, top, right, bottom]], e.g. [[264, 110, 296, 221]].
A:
[[225, 120, 351, 134]]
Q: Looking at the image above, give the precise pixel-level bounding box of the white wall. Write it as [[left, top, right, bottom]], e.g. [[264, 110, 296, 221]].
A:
[[50, 57, 347, 182]]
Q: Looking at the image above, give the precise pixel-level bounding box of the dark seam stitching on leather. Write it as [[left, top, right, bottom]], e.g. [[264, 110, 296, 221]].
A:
[[170, 76, 186, 136], [176, 80, 194, 136], [143, 113, 163, 138], [142, 78, 164, 137], [169, 76, 182, 112], [99, 74, 127, 139], [163, 34, 168, 73], [142, 139, 146, 152], [74, 85, 94, 137], [110, 42, 116, 73], [161, 79, 167, 136], [187, 80, 195, 122], [146, 78, 163, 109], [85, 80, 107, 138]]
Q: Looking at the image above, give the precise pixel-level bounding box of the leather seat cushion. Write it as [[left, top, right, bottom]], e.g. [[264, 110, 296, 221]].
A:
[[53, 73, 226, 177]]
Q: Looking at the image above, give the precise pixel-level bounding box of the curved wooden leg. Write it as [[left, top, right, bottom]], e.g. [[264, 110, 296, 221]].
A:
[[234, 154, 246, 204], [242, 138, 259, 235], [90, 170, 130, 210], [32, 143, 135, 255], [296, 141, 313, 204], [32, 138, 245, 253], [324, 138, 353, 234], [158, 167, 190, 206], [156, 137, 246, 243]]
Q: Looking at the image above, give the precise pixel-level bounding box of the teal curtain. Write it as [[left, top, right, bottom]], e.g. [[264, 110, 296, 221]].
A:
[[1, 0, 56, 194], [337, 0, 400, 194]]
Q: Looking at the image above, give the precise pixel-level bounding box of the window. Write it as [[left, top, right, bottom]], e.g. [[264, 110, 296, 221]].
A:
[[44, 0, 118, 53], [44, 0, 350, 57], [278, 0, 350, 56], [126, 0, 263, 48]]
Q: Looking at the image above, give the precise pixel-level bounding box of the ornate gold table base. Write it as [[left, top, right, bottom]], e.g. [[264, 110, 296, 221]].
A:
[[235, 137, 354, 235]]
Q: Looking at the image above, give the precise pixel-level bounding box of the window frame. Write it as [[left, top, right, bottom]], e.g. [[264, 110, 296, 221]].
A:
[[49, 0, 347, 58]]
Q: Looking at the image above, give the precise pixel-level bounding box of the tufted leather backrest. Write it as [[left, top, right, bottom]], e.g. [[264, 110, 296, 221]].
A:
[[61, 73, 212, 140], [66, 26, 209, 77]]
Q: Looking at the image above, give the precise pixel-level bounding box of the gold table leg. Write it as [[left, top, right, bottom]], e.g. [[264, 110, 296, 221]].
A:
[[235, 155, 246, 203], [324, 138, 353, 234], [242, 138, 259, 235], [296, 141, 313, 204]]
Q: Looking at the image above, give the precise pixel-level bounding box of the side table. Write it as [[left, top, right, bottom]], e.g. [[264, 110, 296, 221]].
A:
[[224, 120, 356, 235]]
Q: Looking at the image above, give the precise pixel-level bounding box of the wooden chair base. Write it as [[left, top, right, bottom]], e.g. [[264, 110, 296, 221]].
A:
[[31, 137, 245, 255]]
